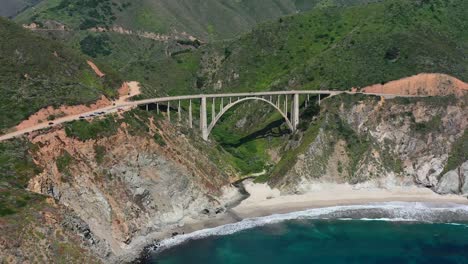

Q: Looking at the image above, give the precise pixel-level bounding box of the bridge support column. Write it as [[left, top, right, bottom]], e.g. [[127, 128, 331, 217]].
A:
[[318, 94, 321, 106], [292, 93, 300, 131], [212, 98, 216, 125], [167, 101, 171, 122], [200, 97, 208, 141], [189, 100, 193, 128], [178, 100, 181, 122], [284, 95, 288, 114]]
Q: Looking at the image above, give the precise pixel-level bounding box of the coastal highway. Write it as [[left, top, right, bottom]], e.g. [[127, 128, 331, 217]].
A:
[[0, 91, 425, 142]]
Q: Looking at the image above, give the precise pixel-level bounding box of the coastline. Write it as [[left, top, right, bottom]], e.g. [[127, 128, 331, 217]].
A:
[[230, 181, 468, 219], [114, 183, 468, 263]]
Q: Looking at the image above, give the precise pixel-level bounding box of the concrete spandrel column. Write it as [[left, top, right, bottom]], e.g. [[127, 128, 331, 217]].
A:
[[178, 100, 181, 122], [212, 98, 216, 124], [189, 99, 193, 128], [200, 97, 208, 140], [293, 93, 299, 130], [284, 95, 288, 115], [167, 101, 171, 122]]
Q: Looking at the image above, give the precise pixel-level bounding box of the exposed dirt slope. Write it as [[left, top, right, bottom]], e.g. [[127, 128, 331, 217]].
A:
[[361, 73, 468, 97]]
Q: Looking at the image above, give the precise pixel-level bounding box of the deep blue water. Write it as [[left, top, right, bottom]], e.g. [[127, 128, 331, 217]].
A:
[[144, 203, 468, 264]]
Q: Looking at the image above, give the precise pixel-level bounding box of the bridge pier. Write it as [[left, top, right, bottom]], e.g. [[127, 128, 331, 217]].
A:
[[292, 93, 299, 130], [167, 101, 171, 122], [200, 97, 208, 140], [178, 100, 181, 122], [189, 100, 193, 128], [212, 98, 216, 125]]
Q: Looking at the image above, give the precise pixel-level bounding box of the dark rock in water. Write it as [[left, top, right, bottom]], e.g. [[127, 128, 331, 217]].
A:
[[172, 232, 179, 237], [201, 209, 210, 215]]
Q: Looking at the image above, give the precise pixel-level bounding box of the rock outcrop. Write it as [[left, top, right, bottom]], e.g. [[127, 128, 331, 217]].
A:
[[437, 161, 468, 196], [272, 94, 467, 196]]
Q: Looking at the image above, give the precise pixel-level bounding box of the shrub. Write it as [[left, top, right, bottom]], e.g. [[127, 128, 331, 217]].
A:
[[79, 34, 112, 58]]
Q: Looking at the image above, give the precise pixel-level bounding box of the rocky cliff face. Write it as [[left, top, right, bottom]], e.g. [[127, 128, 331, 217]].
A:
[[272, 94, 467, 196], [20, 114, 239, 260]]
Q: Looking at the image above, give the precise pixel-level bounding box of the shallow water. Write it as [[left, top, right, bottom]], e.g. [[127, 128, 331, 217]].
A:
[[144, 202, 468, 264]]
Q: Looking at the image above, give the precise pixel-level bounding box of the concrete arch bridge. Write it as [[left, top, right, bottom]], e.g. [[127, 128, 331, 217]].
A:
[[0, 90, 423, 142], [124, 90, 346, 141]]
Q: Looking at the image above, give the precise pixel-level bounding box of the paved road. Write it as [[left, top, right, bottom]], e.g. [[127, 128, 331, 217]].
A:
[[0, 91, 426, 142]]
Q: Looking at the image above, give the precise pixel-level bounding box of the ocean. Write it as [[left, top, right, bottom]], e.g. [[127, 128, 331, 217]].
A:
[[143, 202, 468, 264]]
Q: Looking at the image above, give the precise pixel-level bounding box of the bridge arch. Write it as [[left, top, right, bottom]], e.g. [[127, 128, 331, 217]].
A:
[[206, 97, 294, 137]]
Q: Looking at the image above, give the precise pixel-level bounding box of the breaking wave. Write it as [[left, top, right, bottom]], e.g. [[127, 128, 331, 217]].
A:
[[152, 202, 468, 253]]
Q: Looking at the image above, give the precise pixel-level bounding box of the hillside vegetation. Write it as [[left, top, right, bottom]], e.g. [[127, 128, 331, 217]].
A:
[[0, 18, 122, 132], [195, 0, 468, 93], [12, 0, 384, 100], [54, 0, 466, 98], [15, 0, 382, 40]]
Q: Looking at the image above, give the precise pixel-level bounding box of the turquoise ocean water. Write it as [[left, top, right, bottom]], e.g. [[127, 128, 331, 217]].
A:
[[143, 202, 468, 264]]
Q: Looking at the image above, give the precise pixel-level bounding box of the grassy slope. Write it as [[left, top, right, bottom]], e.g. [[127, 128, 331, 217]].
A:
[[12, 0, 384, 100], [0, 17, 122, 132], [198, 0, 468, 93], [0, 138, 43, 216], [14, 0, 382, 40], [58, 0, 466, 99]]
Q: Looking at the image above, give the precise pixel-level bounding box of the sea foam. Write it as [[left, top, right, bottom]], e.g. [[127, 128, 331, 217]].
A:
[[153, 202, 468, 252]]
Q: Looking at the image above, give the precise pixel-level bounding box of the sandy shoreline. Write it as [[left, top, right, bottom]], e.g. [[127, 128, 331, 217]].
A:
[[115, 182, 468, 263], [230, 181, 468, 219]]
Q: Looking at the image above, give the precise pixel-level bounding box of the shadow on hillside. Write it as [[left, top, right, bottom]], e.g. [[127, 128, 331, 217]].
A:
[[222, 118, 290, 148]]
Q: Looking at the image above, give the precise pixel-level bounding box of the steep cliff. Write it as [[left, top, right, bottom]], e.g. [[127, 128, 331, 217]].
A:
[[271, 94, 467, 196], [1, 109, 241, 262]]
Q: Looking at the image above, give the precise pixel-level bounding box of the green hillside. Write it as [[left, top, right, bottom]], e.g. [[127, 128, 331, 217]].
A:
[[0, 17, 122, 132], [15, 0, 382, 40], [12, 0, 393, 99], [195, 0, 468, 93], [71, 0, 466, 98]]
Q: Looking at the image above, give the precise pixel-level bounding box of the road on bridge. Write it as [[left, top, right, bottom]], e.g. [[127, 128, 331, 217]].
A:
[[0, 91, 421, 142]]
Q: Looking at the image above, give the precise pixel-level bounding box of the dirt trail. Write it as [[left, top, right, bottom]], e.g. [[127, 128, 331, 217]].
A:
[[361, 73, 468, 97]]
